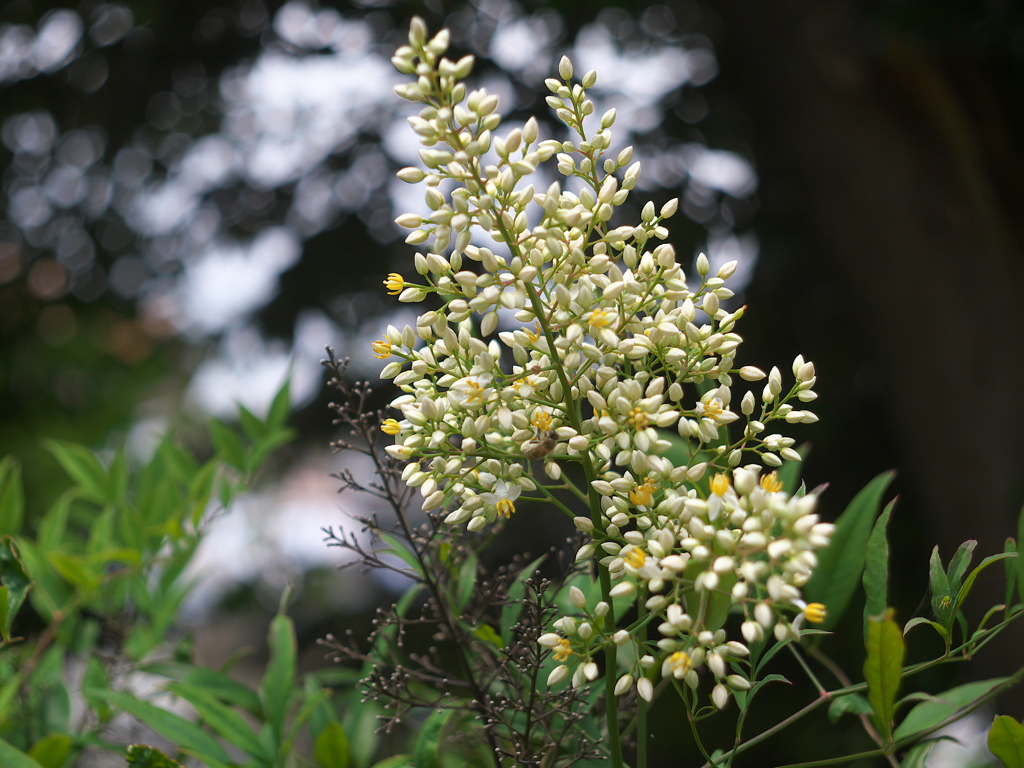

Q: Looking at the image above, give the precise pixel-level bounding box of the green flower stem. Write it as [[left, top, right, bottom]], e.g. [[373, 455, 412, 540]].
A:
[[517, 272, 624, 768]]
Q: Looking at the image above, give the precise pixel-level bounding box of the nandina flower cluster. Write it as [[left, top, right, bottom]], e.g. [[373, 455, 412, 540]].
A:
[[378, 18, 833, 710]]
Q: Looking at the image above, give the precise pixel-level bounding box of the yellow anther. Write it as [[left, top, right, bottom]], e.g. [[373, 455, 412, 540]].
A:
[[625, 547, 647, 570], [372, 338, 392, 359], [553, 637, 573, 662], [383, 273, 405, 295], [803, 603, 827, 624], [759, 471, 783, 494], [710, 473, 730, 497], [496, 499, 516, 518], [381, 419, 401, 435]]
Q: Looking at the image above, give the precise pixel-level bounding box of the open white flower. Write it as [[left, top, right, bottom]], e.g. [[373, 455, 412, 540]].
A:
[[480, 479, 522, 518]]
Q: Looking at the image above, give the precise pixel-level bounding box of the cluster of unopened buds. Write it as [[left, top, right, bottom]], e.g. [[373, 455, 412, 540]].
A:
[[380, 17, 833, 710]]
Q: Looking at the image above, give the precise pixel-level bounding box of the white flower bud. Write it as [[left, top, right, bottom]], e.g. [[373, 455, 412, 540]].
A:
[[558, 56, 573, 81], [614, 674, 633, 696], [609, 582, 635, 598], [696, 253, 710, 275], [569, 586, 587, 610], [637, 677, 654, 702], [712, 684, 730, 710], [547, 665, 569, 687], [584, 662, 599, 681], [613, 629, 629, 645]]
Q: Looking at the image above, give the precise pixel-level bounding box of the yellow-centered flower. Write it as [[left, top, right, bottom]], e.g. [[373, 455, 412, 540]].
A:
[[553, 637, 573, 662], [532, 410, 554, 431], [629, 477, 657, 508], [381, 419, 401, 435], [628, 406, 650, 431], [372, 338, 392, 359], [665, 651, 692, 678], [625, 547, 647, 570], [587, 308, 614, 328], [383, 273, 405, 295], [759, 471, 783, 493]]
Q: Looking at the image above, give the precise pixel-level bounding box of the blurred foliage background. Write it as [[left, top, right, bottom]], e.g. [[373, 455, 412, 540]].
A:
[[2, 0, 1023, 764]]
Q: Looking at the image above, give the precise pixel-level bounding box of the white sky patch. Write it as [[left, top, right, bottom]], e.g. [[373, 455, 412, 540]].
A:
[[685, 146, 757, 197], [489, 16, 556, 79], [175, 227, 300, 335], [705, 230, 758, 294], [187, 309, 334, 418]]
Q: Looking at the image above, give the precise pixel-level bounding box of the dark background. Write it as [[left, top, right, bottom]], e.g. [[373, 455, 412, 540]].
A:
[[2, 0, 1022, 765]]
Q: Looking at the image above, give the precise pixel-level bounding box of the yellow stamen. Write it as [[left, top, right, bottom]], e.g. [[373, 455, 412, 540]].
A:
[[667, 651, 692, 676], [625, 547, 647, 570], [803, 603, 827, 624], [532, 410, 554, 431], [383, 273, 405, 295], [710, 473, 730, 497], [372, 338, 392, 359], [496, 499, 516, 518], [381, 419, 401, 435], [759, 471, 783, 494], [629, 478, 657, 508], [553, 637, 573, 662], [700, 399, 723, 420], [628, 406, 649, 431], [588, 309, 613, 328], [523, 321, 541, 343]]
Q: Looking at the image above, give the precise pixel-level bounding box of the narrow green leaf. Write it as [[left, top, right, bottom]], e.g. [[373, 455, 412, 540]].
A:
[[903, 616, 948, 641], [369, 757, 412, 768], [862, 499, 895, 637], [945, 540, 977, 595], [208, 420, 247, 472], [472, 624, 503, 648], [0, 458, 25, 535], [86, 689, 232, 764], [1004, 537, 1018, 611], [237, 404, 267, 442], [47, 551, 102, 591], [928, 546, 953, 627], [180, 666, 262, 716], [314, 721, 351, 768], [377, 533, 424, 577], [805, 470, 895, 630], [863, 608, 904, 743], [413, 709, 454, 768], [0, 536, 31, 641], [1017, 501, 1024, 614], [827, 693, 874, 722], [990, 715, 1024, 768], [0, 737, 46, 768], [27, 733, 72, 768], [45, 440, 109, 503], [36, 493, 72, 552], [952, 552, 1016, 621], [456, 551, 478, 613], [125, 744, 183, 768], [259, 609, 297, 748], [165, 682, 269, 760], [894, 678, 1007, 742], [267, 379, 292, 432]]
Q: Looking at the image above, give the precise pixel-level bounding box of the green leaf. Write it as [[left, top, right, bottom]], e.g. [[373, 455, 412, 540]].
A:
[[27, 733, 72, 768], [259, 605, 297, 748], [47, 551, 102, 591], [827, 693, 874, 722], [0, 536, 31, 642], [377, 533, 424, 577], [863, 608, 904, 744], [165, 682, 269, 761], [989, 715, 1024, 768], [266, 379, 292, 432], [862, 499, 895, 637], [0, 737, 46, 768], [180, 666, 262, 716], [1004, 538, 1018, 611], [894, 678, 1007, 743], [208, 420, 247, 472], [45, 440, 110, 503], [928, 546, 953, 628], [82, 656, 112, 720], [902, 617, 948, 641], [413, 709, 454, 768], [456, 551, 478, 613], [945, 540, 977, 595], [1018, 502, 1024, 616], [86, 689, 232, 764], [952, 552, 1017, 624], [369, 757, 412, 768], [0, 458, 25, 535], [314, 721, 351, 768], [472, 624, 503, 648], [805, 470, 895, 630], [125, 745, 183, 768]]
